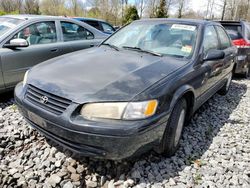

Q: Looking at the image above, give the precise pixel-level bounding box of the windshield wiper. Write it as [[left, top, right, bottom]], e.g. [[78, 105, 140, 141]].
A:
[[167, 54, 186, 58], [101, 43, 119, 51], [122, 46, 162, 57]]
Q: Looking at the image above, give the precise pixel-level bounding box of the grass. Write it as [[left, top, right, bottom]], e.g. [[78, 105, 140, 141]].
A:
[[194, 173, 202, 185], [10, 104, 18, 111]]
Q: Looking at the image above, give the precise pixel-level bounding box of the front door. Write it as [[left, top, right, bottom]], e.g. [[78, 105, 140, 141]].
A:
[[1, 21, 65, 88]]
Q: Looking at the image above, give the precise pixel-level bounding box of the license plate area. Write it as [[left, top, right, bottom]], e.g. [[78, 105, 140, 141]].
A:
[[27, 111, 46, 128]]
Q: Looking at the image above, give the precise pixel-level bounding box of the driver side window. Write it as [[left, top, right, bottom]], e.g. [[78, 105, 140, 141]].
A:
[[10, 21, 57, 46], [203, 26, 219, 54]]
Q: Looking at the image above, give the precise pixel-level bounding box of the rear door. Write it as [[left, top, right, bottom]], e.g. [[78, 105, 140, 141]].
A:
[[200, 25, 224, 94], [215, 25, 236, 77], [59, 21, 101, 52], [1, 20, 66, 88]]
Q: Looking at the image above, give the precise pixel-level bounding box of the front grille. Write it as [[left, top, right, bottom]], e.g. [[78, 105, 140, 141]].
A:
[[25, 85, 71, 115]]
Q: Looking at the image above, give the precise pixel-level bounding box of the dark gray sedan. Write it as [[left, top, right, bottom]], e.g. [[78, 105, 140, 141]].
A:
[[0, 15, 107, 93], [15, 19, 237, 160]]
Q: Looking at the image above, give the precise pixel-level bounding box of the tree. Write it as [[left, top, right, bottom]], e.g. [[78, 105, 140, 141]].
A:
[[0, 0, 22, 13], [40, 0, 67, 16], [156, 0, 167, 18], [166, 0, 174, 17], [24, 0, 40, 14], [123, 6, 139, 24], [69, 0, 85, 16], [147, 0, 158, 18], [177, 0, 186, 18], [135, 0, 148, 18]]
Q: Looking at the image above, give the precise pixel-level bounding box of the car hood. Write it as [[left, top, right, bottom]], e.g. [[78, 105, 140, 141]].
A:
[[28, 47, 187, 103]]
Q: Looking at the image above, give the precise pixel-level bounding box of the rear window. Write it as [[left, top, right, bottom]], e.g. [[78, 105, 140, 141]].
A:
[[223, 25, 242, 40]]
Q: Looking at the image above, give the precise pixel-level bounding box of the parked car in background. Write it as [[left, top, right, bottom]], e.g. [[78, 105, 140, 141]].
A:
[[218, 20, 250, 77], [0, 15, 107, 93], [15, 19, 237, 160], [73, 17, 116, 34]]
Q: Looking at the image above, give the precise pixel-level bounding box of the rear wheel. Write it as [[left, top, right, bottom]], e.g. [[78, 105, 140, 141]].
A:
[[218, 72, 232, 95], [158, 98, 187, 157], [243, 65, 250, 78]]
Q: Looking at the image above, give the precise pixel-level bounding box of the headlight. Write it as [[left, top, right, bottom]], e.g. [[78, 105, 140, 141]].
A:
[[23, 70, 29, 87], [81, 100, 158, 120]]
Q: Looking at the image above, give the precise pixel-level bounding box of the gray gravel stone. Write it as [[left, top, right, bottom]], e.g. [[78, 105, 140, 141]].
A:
[[47, 174, 61, 187], [0, 79, 250, 187], [63, 181, 74, 188]]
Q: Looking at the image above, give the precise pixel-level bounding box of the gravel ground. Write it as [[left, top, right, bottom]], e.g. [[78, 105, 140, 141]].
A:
[[0, 78, 250, 188]]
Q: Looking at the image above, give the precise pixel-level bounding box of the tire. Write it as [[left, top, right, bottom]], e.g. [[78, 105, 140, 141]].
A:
[[158, 98, 187, 157], [218, 72, 232, 96], [243, 65, 250, 78]]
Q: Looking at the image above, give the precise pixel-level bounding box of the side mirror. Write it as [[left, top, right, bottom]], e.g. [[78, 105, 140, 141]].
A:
[[204, 49, 225, 61], [4, 38, 29, 48]]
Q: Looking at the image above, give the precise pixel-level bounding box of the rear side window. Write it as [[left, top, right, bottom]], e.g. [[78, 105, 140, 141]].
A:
[[203, 26, 219, 53], [223, 25, 242, 40], [84, 20, 102, 31], [101, 22, 115, 33], [216, 26, 231, 49], [61, 22, 94, 42]]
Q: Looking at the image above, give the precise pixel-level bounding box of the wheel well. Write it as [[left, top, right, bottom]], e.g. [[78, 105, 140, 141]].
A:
[[182, 91, 195, 121]]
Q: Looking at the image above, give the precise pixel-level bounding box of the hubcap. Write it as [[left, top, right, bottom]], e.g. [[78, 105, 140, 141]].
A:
[[174, 109, 186, 147]]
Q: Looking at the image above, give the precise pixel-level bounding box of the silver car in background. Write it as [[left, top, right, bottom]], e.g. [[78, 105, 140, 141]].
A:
[[0, 15, 108, 93]]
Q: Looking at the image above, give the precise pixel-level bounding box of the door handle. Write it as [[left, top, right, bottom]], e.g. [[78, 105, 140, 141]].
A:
[[90, 44, 95, 47], [51, 48, 59, 52]]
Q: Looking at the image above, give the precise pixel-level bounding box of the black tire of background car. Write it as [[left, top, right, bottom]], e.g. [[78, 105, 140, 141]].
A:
[[218, 72, 233, 95], [158, 98, 187, 157], [244, 65, 250, 78]]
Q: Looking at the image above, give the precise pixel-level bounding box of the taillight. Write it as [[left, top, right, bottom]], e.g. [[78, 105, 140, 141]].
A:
[[232, 38, 250, 48]]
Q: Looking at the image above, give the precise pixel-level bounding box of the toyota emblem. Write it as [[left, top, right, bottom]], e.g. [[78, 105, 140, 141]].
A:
[[40, 96, 49, 104]]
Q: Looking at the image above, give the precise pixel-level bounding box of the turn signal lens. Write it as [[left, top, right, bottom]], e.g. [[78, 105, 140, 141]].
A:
[[123, 100, 158, 120], [144, 100, 158, 116]]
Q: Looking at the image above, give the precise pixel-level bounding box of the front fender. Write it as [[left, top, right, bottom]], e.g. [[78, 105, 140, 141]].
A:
[[169, 85, 195, 110]]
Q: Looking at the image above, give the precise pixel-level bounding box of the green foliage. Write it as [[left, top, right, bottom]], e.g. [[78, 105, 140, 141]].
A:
[[0, 10, 7, 15], [156, 0, 167, 18], [0, 10, 19, 15], [87, 7, 101, 18], [123, 6, 139, 24], [194, 173, 202, 184], [10, 104, 18, 111]]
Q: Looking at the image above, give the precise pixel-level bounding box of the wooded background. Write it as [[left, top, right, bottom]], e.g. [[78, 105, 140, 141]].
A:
[[0, 0, 249, 26]]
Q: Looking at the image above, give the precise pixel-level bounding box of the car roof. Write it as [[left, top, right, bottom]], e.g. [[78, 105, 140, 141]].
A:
[[1, 14, 62, 20], [135, 18, 219, 26], [73, 17, 106, 23]]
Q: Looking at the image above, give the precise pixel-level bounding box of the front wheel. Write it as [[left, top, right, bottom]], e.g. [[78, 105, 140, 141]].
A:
[[218, 72, 232, 95], [158, 98, 187, 157]]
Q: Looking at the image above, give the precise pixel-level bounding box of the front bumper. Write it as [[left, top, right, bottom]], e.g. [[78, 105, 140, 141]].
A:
[[15, 83, 169, 160]]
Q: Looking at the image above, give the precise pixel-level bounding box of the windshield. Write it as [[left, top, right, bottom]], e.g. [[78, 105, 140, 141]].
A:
[[103, 22, 198, 58], [0, 17, 24, 37]]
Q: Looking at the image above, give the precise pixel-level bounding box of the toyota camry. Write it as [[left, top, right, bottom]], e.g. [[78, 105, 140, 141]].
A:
[[15, 19, 237, 160]]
